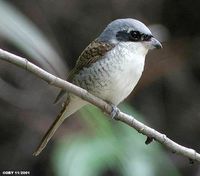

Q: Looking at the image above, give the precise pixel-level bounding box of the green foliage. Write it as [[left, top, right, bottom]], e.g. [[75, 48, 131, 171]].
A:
[[52, 104, 181, 176], [0, 0, 66, 76]]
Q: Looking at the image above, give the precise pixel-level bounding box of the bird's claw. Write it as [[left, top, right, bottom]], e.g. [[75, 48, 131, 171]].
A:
[[110, 104, 119, 120]]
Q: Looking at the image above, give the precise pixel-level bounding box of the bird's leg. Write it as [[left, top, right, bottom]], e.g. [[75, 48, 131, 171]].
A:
[[110, 104, 120, 120], [102, 101, 119, 119]]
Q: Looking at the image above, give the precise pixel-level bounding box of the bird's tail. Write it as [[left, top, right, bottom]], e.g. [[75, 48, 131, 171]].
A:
[[33, 97, 86, 156]]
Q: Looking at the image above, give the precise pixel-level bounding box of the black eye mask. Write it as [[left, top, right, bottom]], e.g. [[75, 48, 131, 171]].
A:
[[116, 30, 152, 42]]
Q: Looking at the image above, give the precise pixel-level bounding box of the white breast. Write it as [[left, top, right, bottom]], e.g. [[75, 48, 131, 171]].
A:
[[98, 42, 147, 105], [74, 42, 148, 106]]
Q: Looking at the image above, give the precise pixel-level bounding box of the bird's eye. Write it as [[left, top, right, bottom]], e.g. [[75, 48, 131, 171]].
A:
[[141, 34, 152, 41], [130, 30, 141, 41]]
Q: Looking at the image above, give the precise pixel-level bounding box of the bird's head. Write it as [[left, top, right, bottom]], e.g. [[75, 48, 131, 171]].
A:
[[98, 18, 162, 51]]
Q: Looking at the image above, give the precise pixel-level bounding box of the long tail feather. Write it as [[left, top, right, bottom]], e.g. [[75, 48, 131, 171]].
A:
[[33, 97, 86, 156], [54, 89, 66, 104]]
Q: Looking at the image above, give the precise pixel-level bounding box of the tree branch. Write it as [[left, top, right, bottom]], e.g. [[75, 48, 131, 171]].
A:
[[0, 48, 199, 162]]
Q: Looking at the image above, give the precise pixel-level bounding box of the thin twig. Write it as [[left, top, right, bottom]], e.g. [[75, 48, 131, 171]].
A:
[[0, 48, 199, 162]]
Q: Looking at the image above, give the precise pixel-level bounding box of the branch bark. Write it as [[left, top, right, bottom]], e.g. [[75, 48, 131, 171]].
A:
[[0, 48, 199, 162]]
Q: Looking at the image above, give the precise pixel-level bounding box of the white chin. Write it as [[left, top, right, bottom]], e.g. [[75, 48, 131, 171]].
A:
[[144, 42, 155, 50]]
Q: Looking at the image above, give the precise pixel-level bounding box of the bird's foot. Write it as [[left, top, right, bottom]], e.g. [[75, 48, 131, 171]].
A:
[[110, 104, 119, 120]]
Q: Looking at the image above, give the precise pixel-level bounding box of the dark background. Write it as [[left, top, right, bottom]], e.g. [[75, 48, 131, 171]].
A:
[[0, 0, 200, 176]]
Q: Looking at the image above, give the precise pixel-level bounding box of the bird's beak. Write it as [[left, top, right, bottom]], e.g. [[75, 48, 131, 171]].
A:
[[150, 37, 162, 49]]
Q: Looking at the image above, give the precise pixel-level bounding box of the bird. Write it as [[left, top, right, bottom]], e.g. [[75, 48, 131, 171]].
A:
[[33, 18, 162, 156]]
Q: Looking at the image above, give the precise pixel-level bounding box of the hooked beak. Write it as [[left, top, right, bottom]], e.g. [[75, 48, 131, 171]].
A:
[[150, 37, 162, 49]]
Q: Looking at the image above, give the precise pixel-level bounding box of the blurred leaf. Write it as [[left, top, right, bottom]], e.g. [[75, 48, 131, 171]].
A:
[[52, 103, 181, 176], [0, 0, 67, 77]]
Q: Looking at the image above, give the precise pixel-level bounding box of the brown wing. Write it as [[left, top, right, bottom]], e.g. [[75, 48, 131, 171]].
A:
[[54, 40, 115, 103]]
